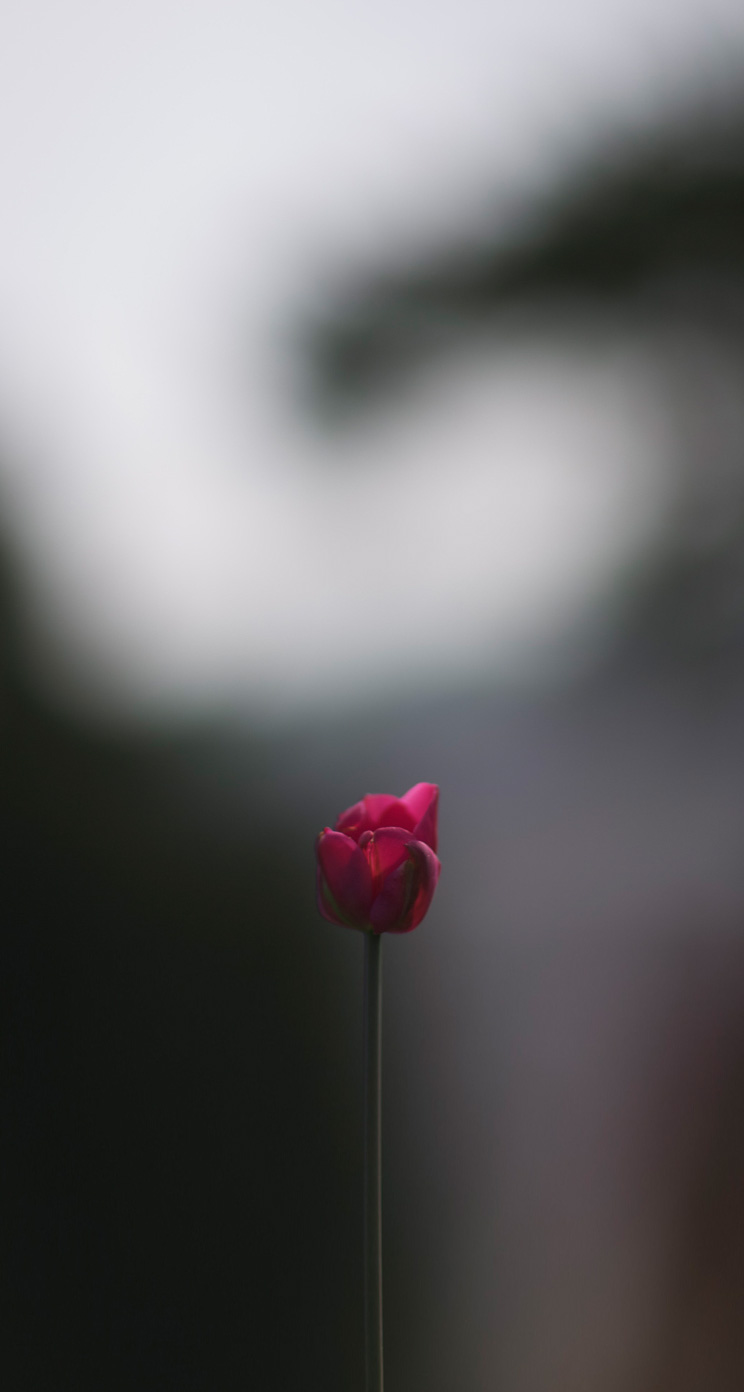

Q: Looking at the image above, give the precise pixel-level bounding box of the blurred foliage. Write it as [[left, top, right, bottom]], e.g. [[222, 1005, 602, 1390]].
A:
[[304, 88, 744, 669], [305, 94, 744, 412]]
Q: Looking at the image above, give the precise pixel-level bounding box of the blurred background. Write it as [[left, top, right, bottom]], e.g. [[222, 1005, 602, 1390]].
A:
[[3, 0, 744, 1387]]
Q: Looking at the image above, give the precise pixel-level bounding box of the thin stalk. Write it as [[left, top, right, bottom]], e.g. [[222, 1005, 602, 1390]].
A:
[[363, 931, 383, 1392]]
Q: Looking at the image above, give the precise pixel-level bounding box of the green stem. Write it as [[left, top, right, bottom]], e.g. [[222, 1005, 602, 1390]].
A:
[[364, 931, 383, 1392]]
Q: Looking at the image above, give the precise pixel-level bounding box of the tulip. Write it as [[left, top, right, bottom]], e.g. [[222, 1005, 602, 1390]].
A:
[[316, 783, 440, 1391], [316, 782, 440, 934]]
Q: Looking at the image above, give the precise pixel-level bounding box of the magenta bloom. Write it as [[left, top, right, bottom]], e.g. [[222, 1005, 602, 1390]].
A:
[[316, 783, 440, 934]]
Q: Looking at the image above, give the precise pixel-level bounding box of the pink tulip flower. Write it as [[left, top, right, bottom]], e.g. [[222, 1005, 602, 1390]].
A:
[[316, 783, 440, 933]]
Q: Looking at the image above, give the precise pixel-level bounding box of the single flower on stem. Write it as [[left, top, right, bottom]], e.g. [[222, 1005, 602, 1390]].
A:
[[315, 783, 440, 1392]]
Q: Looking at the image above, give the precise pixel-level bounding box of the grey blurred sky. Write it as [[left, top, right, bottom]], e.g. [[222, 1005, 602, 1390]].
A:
[[0, 0, 742, 718]]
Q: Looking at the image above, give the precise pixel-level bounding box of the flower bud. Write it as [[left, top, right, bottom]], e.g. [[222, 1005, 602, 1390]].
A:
[[316, 784, 440, 934]]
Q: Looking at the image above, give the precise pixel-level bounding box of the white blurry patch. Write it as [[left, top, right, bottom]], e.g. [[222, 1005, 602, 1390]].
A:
[[287, 338, 672, 708], [0, 0, 739, 718]]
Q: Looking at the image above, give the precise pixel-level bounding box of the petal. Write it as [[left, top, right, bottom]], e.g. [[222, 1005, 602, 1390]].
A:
[[337, 793, 417, 840], [367, 830, 441, 934], [363, 794, 417, 832], [334, 797, 368, 842], [401, 782, 439, 853], [364, 825, 413, 893], [401, 841, 441, 931], [316, 829, 373, 928]]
